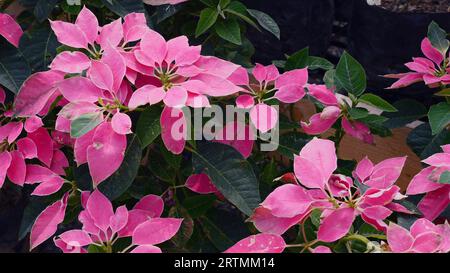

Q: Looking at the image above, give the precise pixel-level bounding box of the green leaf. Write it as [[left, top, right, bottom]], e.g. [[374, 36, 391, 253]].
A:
[[284, 47, 309, 71], [151, 4, 184, 24], [34, 0, 60, 22], [160, 143, 182, 169], [219, 0, 231, 8], [439, 171, 450, 184], [61, 0, 82, 15], [87, 245, 107, 253], [98, 134, 142, 200], [195, 8, 219, 37], [335, 52, 366, 97], [225, 2, 260, 31], [285, 50, 334, 71], [199, 208, 250, 251], [19, 25, 59, 72], [260, 159, 278, 185], [148, 149, 177, 183], [18, 197, 51, 240], [383, 99, 427, 128], [70, 112, 104, 138], [215, 19, 242, 45], [435, 88, 450, 97], [348, 108, 369, 120], [200, 0, 218, 7], [192, 141, 260, 216], [183, 195, 216, 218], [169, 206, 194, 247], [428, 102, 450, 135], [102, 0, 145, 17], [323, 69, 336, 89], [357, 114, 391, 137], [359, 93, 397, 113], [306, 56, 334, 70], [136, 106, 162, 148], [276, 132, 311, 159], [247, 9, 280, 39], [198, 216, 235, 251], [407, 123, 450, 159], [0, 40, 31, 93], [428, 21, 449, 55]]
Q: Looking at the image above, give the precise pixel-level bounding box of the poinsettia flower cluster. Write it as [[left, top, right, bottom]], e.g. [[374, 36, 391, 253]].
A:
[[33, 190, 182, 253], [13, 6, 243, 186], [386, 38, 450, 89], [387, 219, 449, 253], [230, 64, 308, 133], [126, 28, 241, 154], [6, 6, 239, 251], [1, 94, 68, 195], [407, 145, 450, 221], [249, 138, 410, 244], [300, 84, 374, 144]]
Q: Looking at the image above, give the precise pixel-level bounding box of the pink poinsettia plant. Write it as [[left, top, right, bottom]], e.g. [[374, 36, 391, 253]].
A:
[[0, 4, 448, 255], [226, 138, 449, 253], [386, 37, 450, 89]]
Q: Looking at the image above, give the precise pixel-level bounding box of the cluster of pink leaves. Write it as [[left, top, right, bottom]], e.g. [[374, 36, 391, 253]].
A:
[[1, 7, 449, 254], [386, 38, 450, 89], [406, 145, 450, 221], [51, 190, 182, 253], [0, 107, 69, 195], [2, 6, 235, 251], [225, 138, 450, 253], [301, 84, 374, 144]]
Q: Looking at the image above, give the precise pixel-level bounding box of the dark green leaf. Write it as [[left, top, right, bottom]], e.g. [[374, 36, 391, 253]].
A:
[[0, 40, 31, 93], [169, 206, 194, 247], [247, 9, 280, 39], [348, 108, 369, 120], [136, 106, 162, 148], [307, 56, 334, 70], [428, 102, 450, 135], [98, 134, 142, 200], [219, 0, 231, 8], [260, 159, 277, 185], [199, 208, 250, 251], [359, 93, 397, 113], [195, 8, 219, 37], [148, 149, 177, 183], [183, 195, 216, 218], [383, 99, 427, 128], [215, 19, 242, 45], [357, 114, 391, 137], [407, 123, 450, 159], [152, 4, 184, 24], [34, 0, 60, 22], [200, 0, 218, 7], [18, 197, 50, 240], [20, 25, 59, 72], [192, 141, 260, 216], [224, 2, 260, 31], [335, 52, 366, 97], [276, 132, 311, 159], [284, 47, 309, 71], [102, 0, 145, 17]]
